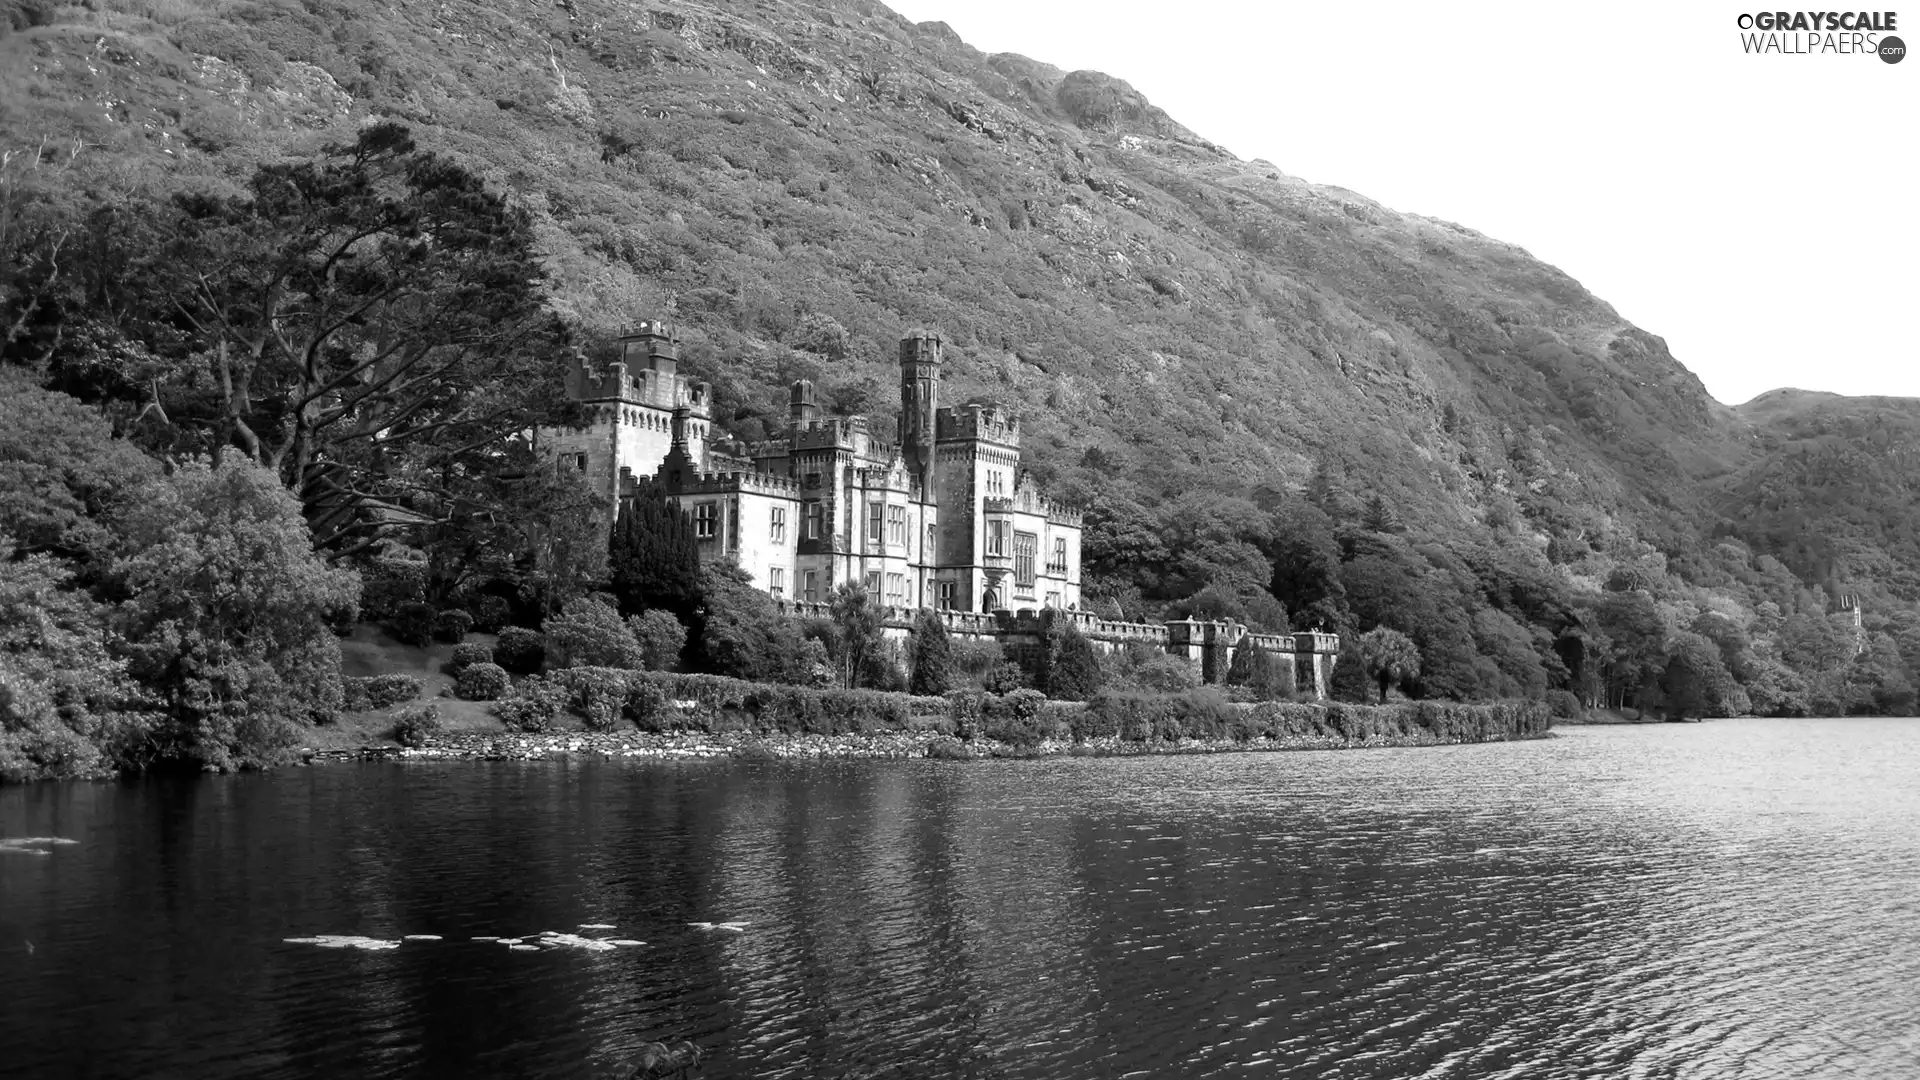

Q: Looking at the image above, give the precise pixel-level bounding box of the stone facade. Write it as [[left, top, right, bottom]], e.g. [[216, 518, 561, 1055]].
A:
[[547, 323, 1339, 697]]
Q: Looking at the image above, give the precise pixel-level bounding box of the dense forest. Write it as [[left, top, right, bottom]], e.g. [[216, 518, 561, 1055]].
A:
[[3, 0, 1918, 779]]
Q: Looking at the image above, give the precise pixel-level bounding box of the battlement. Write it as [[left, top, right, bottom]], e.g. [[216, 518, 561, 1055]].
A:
[[936, 403, 1021, 446], [899, 328, 944, 365], [791, 415, 891, 452], [564, 352, 709, 414], [672, 468, 802, 498]]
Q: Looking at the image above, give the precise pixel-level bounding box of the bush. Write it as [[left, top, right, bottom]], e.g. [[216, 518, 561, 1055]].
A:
[[1546, 689, 1582, 719], [925, 736, 971, 760], [392, 704, 442, 748], [628, 609, 687, 671], [387, 601, 437, 647], [358, 558, 427, 623], [1125, 653, 1201, 693], [550, 666, 630, 731], [1042, 620, 1104, 701], [472, 595, 514, 633], [981, 661, 1027, 694], [342, 673, 423, 712], [456, 662, 510, 701], [610, 670, 946, 736], [544, 597, 644, 669], [494, 676, 567, 732], [982, 688, 1051, 747], [432, 609, 473, 643], [449, 642, 493, 674], [494, 627, 546, 675]]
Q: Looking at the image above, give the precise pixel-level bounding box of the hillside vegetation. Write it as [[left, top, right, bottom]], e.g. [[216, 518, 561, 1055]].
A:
[[3, 0, 1918, 779]]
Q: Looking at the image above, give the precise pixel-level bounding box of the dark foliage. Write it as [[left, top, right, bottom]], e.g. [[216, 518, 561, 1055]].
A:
[[493, 627, 546, 676]]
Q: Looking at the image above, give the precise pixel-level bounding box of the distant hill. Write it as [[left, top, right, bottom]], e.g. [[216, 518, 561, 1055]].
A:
[[4, 0, 1917, 708]]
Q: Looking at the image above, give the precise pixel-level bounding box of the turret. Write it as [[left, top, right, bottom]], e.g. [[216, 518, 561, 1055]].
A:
[[789, 379, 819, 430], [617, 320, 678, 378], [899, 329, 942, 482]]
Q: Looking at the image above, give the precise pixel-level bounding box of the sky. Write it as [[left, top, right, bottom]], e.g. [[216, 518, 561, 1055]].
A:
[[884, 0, 1917, 404]]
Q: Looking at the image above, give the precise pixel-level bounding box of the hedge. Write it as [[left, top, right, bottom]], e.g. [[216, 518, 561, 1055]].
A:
[[530, 669, 949, 736], [342, 673, 423, 712], [1074, 694, 1553, 744]]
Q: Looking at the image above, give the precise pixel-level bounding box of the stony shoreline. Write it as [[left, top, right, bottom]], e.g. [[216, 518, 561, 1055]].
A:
[[301, 726, 1554, 765]]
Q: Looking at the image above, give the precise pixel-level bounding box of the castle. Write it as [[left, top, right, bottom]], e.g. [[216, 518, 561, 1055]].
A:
[[546, 323, 1339, 697], [548, 323, 1084, 615]]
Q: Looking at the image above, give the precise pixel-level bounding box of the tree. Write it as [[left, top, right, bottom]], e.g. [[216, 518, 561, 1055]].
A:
[[627, 609, 687, 672], [608, 479, 701, 620], [907, 608, 954, 696], [1362, 492, 1404, 534], [829, 582, 884, 688], [686, 563, 820, 684], [110, 458, 361, 771], [1659, 631, 1739, 720], [1265, 497, 1346, 629], [1357, 627, 1421, 704], [159, 123, 575, 555], [542, 596, 644, 669], [0, 370, 160, 566], [1041, 617, 1104, 701], [0, 543, 153, 781]]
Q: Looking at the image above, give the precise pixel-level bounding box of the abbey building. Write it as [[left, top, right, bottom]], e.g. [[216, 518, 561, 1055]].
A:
[[547, 323, 1083, 615]]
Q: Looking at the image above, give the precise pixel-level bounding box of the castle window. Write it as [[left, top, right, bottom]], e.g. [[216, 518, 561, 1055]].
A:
[[985, 470, 1004, 496], [938, 581, 956, 610], [864, 571, 882, 597], [693, 502, 717, 539], [805, 501, 823, 540], [572, 453, 589, 472], [926, 523, 937, 561], [886, 573, 905, 608], [868, 502, 884, 548], [770, 506, 787, 544], [768, 567, 786, 599], [1046, 591, 1062, 609], [1051, 536, 1068, 575], [986, 520, 1007, 557], [1014, 531, 1037, 589], [886, 505, 907, 545], [804, 570, 818, 604]]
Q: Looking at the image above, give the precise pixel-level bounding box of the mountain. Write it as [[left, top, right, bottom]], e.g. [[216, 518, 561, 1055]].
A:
[[4, 0, 1918, 710]]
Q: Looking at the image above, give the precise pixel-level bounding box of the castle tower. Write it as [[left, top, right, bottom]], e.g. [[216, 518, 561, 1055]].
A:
[[899, 330, 942, 484], [789, 380, 819, 431], [618, 320, 677, 376]]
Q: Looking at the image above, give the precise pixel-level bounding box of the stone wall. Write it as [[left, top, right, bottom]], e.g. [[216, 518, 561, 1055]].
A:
[[771, 601, 1339, 698]]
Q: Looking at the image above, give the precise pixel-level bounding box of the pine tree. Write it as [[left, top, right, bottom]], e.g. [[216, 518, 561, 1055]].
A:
[[908, 608, 955, 696], [1362, 492, 1404, 534], [1041, 616, 1105, 701], [608, 480, 701, 620]]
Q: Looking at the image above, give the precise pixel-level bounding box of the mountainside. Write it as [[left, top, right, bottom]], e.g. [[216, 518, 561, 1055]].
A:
[[5, 0, 1919, 712]]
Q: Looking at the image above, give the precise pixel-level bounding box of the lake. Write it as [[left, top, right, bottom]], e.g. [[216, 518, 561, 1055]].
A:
[[4, 718, 1918, 1079]]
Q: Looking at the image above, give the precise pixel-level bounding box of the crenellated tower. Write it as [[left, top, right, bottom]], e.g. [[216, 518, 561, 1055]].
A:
[[899, 329, 942, 487]]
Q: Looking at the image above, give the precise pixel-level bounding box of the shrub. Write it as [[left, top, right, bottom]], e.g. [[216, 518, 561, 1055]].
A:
[[982, 688, 1050, 747], [608, 670, 945, 736], [494, 627, 546, 675], [627, 609, 688, 671], [392, 704, 442, 748], [386, 601, 437, 647], [1042, 619, 1104, 701], [908, 609, 954, 696], [472, 595, 514, 633], [449, 642, 493, 674], [945, 689, 986, 740], [432, 609, 473, 643], [1546, 689, 1582, 719], [456, 662, 510, 701], [358, 558, 427, 623], [550, 666, 630, 731], [1126, 653, 1201, 693], [981, 661, 1027, 694], [494, 676, 567, 732], [545, 597, 645, 669], [342, 674, 422, 712], [925, 736, 970, 760], [623, 677, 674, 731]]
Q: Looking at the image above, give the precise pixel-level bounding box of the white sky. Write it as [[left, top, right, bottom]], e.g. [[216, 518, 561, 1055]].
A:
[[885, 0, 1917, 404]]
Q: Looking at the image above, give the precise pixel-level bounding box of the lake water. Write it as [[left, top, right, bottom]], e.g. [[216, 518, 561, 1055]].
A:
[[4, 719, 1919, 1079]]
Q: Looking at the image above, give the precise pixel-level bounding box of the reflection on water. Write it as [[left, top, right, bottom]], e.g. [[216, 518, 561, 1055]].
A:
[[3, 719, 1918, 1079]]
